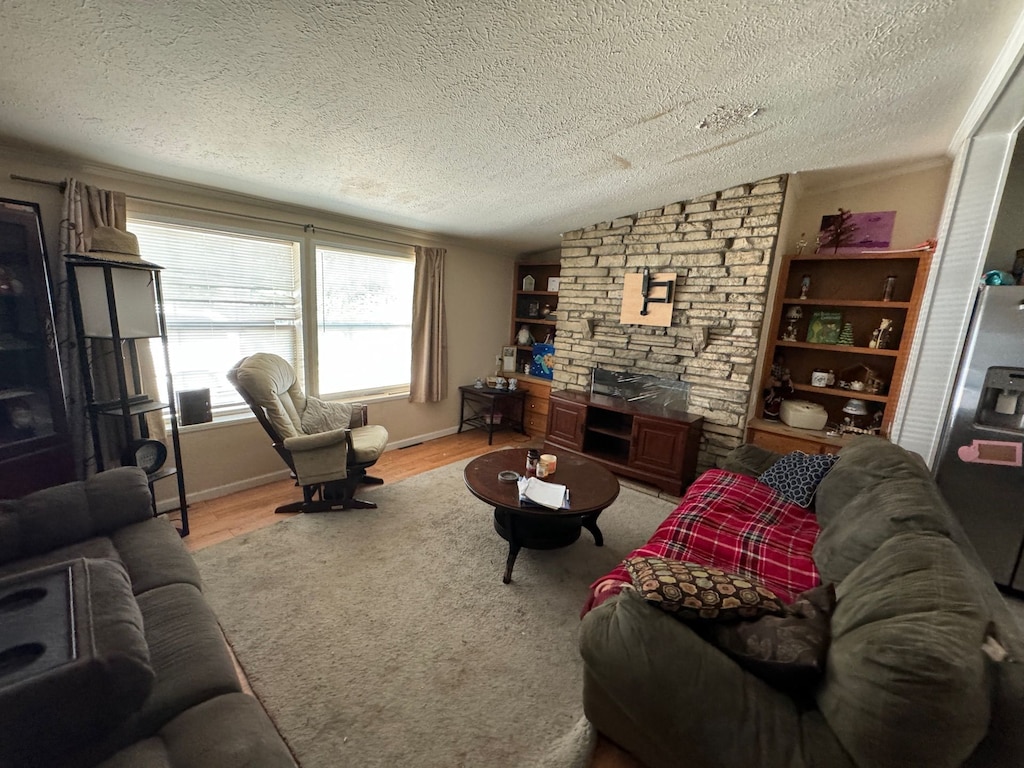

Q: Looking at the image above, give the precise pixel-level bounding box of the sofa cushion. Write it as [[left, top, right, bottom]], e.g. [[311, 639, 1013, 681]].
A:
[[72, 581, 244, 764], [707, 583, 836, 694], [624, 556, 785, 620], [0, 467, 153, 566], [757, 451, 839, 508], [817, 531, 992, 768], [0, 558, 154, 768], [111, 517, 203, 595], [93, 693, 297, 768]]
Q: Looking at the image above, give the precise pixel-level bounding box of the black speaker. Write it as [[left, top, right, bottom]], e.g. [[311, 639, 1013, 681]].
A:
[[176, 389, 212, 426]]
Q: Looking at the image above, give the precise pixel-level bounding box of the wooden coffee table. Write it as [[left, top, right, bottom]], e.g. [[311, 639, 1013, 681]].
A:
[[464, 449, 620, 583]]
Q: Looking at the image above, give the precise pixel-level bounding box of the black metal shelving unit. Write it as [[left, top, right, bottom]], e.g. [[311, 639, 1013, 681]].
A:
[[66, 256, 188, 536]]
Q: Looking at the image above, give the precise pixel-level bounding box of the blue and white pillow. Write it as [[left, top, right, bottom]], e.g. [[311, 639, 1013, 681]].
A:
[[758, 451, 840, 508]]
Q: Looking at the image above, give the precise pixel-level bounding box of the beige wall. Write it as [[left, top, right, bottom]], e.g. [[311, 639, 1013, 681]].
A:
[[0, 146, 516, 505], [778, 160, 952, 257]]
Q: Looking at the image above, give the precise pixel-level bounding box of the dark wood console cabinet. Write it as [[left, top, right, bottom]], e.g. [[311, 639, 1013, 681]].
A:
[[543, 390, 704, 496]]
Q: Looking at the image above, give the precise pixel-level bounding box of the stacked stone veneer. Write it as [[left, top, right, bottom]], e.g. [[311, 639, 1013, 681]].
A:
[[554, 175, 786, 471]]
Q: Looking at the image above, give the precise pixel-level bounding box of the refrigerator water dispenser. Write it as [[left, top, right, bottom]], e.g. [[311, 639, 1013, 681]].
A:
[[976, 367, 1024, 432]]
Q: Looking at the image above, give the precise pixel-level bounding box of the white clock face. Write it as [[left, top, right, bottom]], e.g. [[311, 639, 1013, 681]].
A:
[[130, 440, 166, 473], [138, 445, 159, 469]]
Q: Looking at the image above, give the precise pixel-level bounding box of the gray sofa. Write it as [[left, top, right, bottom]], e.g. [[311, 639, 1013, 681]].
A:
[[579, 436, 1024, 767], [0, 467, 295, 768]]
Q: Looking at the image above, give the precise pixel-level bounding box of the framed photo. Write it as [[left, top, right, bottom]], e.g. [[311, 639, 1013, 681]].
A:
[[501, 345, 517, 372], [547, 277, 560, 292], [806, 311, 842, 344]]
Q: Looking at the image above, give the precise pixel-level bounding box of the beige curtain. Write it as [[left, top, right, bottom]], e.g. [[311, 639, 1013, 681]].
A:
[[57, 179, 163, 476], [409, 246, 447, 403]]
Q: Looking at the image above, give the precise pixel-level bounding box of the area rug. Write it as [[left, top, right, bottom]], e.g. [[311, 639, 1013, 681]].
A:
[[192, 456, 677, 768]]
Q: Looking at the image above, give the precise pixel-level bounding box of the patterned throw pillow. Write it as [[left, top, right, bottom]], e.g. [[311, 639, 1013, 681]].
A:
[[624, 556, 785, 621], [757, 451, 840, 508], [707, 583, 836, 693]]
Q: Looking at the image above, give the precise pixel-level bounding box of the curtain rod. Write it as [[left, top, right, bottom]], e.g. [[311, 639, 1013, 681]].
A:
[[8, 173, 418, 249]]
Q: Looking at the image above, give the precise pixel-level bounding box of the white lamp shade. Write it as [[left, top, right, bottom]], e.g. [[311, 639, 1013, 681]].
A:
[[75, 264, 160, 339]]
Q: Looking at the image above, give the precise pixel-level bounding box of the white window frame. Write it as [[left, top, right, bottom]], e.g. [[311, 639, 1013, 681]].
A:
[[311, 239, 416, 400]]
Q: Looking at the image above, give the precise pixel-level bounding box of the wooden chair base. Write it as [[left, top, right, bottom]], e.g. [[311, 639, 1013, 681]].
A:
[[274, 498, 378, 514], [274, 472, 381, 514]]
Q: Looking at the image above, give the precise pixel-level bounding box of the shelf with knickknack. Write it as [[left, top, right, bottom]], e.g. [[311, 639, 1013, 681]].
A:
[[510, 262, 560, 370], [508, 261, 560, 437], [748, 248, 933, 453]]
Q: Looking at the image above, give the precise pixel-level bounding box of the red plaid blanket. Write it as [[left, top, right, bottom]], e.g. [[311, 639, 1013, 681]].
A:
[[583, 469, 821, 615]]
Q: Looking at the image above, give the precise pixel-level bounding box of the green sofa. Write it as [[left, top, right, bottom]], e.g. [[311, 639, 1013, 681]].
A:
[[579, 436, 1024, 767], [0, 467, 295, 768]]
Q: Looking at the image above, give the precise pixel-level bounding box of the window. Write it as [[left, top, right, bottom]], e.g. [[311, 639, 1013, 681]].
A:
[[129, 219, 301, 411], [315, 245, 415, 397]]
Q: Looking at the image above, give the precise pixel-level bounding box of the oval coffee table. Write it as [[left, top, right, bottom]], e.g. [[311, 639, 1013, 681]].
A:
[[464, 449, 620, 583]]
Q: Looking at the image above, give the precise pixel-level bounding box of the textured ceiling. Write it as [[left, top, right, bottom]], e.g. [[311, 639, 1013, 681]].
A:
[[1, 1, 1021, 251]]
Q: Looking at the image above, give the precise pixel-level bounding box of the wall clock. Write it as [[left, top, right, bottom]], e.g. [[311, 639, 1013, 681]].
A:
[[122, 439, 167, 475]]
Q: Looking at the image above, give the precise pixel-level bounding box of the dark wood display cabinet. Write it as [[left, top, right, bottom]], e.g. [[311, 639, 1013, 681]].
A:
[[748, 248, 932, 454], [0, 199, 73, 498], [544, 390, 704, 496], [509, 262, 560, 376]]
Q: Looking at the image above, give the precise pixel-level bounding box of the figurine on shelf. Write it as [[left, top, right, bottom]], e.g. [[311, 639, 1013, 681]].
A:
[[516, 325, 535, 346], [799, 274, 811, 299], [796, 233, 808, 255], [781, 306, 802, 341], [762, 353, 795, 421], [837, 322, 855, 346], [868, 318, 894, 349]]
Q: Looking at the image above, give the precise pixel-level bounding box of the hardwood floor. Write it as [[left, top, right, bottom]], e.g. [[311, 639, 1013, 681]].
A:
[[180, 427, 641, 767], [181, 429, 538, 552]]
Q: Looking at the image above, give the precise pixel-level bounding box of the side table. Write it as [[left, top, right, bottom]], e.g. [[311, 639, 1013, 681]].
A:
[[457, 385, 527, 445]]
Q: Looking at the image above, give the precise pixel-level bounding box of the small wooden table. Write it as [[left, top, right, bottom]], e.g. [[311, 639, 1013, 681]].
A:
[[463, 449, 620, 583], [457, 385, 527, 445]]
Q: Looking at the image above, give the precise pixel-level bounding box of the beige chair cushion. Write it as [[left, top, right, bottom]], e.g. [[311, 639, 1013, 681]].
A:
[[351, 424, 388, 464], [232, 353, 306, 439]]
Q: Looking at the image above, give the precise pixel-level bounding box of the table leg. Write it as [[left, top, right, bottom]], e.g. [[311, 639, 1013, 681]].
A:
[[458, 392, 466, 433], [502, 509, 520, 583], [582, 511, 604, 547], [487, 400, 496, 445]]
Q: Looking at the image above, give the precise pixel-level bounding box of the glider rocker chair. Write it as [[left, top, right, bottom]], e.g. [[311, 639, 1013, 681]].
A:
[[228, 352, 389, 513]]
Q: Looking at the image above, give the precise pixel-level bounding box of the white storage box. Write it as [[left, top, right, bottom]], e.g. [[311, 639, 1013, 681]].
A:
[[780, 400, 828, 430]]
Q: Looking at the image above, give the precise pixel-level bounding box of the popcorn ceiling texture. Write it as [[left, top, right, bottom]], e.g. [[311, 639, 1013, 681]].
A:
[[554, 176, 786, 470], [0, 1, 1019, 250]]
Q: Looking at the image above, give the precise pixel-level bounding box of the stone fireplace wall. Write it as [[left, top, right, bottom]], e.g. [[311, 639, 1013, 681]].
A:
[[553, 175, 786, 471]]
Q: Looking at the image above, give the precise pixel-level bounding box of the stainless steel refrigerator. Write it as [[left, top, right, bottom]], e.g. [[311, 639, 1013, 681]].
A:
[[934, 285, 1024, 590]]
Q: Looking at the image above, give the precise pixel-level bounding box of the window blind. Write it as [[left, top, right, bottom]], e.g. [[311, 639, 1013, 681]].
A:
[[129, 219, 301, 410]]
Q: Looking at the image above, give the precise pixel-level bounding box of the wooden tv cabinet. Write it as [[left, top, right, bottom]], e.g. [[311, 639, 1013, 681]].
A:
[[543, 390, 704, 496]]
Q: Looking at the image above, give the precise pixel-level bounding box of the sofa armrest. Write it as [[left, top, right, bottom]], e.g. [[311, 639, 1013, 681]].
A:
[[579, 590, 855, 768], [0, 468, 153, 565]]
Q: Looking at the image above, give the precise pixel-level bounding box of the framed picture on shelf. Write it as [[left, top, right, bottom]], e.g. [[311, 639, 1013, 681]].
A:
[[806, 311, 843, 344], [547, 277, 561, 292], [501, 345, 517, 372]]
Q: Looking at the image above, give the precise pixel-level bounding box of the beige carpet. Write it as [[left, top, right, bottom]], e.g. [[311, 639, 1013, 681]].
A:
[[192, 456, 677, 768]]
